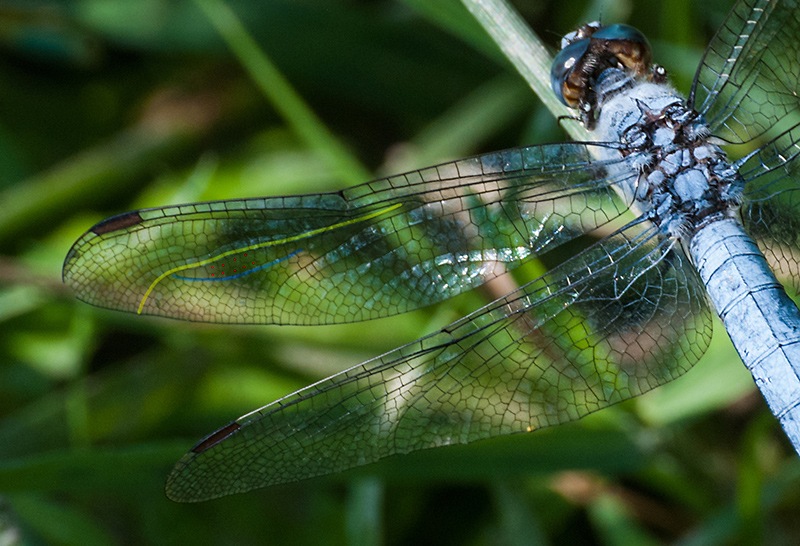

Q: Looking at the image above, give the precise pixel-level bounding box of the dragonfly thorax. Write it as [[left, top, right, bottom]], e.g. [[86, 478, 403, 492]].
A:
[[591, 69, 744, 240]]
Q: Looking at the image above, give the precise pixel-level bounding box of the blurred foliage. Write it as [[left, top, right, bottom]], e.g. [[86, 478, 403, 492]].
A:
[[1, 0, 800, 544]]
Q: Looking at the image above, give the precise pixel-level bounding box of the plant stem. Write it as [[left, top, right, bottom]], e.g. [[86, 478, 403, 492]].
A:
[[459, 0, 592, 143]]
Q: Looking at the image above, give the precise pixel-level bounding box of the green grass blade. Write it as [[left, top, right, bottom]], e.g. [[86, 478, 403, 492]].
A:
[[193, 0, 371, 184]]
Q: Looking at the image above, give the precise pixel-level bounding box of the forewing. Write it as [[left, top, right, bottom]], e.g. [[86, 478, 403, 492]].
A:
[[165, 221, 712, 501], [63, 144, 631, 325], [690, 0, 800, 144], [739, 123, 800, 292]]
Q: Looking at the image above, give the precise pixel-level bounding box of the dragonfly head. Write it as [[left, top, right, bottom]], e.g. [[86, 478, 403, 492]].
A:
[[551, 22, 654, 111]]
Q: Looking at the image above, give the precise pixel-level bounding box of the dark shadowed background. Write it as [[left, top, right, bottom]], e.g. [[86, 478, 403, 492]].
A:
[[1, 0, 799, 544]]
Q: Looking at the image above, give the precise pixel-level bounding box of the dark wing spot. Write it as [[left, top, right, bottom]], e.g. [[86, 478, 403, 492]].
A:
[[91, 211, 145, 235], [190, 422, 241, 453]]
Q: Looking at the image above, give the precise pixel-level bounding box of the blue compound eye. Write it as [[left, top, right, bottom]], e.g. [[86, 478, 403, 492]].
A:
[[551, 38, 590, 105], [592, 24, 648, 46]]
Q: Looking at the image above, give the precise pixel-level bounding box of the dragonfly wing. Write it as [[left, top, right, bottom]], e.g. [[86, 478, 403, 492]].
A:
[[165, 220, 712, 501], [690, 0, 800, 144], [63, 143, 632, 325], [739, 123, 800, 293]]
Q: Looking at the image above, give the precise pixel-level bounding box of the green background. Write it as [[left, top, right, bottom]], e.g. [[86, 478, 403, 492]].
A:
[[1, 0, 799, 544]]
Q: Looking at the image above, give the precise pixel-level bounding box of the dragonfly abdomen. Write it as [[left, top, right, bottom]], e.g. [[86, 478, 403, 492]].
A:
[[691, 218, 800, 451]]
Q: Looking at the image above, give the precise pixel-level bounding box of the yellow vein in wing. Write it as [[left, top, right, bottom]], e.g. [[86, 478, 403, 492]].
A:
[[137, 202, 404, 314]]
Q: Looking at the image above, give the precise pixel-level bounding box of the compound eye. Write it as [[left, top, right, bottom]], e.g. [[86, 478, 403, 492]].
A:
[[550, 38, 590, 106], [592, 23, 648, 45]]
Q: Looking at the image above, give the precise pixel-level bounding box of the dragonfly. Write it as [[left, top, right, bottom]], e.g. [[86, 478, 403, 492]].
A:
[[63, 0, 800, 502]]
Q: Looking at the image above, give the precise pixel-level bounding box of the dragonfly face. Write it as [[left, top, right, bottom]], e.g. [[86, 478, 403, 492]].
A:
[[550, 22, 655, 119], [63, 0, 800, 502]]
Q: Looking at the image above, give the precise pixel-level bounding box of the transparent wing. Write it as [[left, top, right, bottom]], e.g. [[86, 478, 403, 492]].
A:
[[63, 144, 632, 325], [165, 221, 712, 501], [739, 123, 800, 292], [690, 0, 800, 144]]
